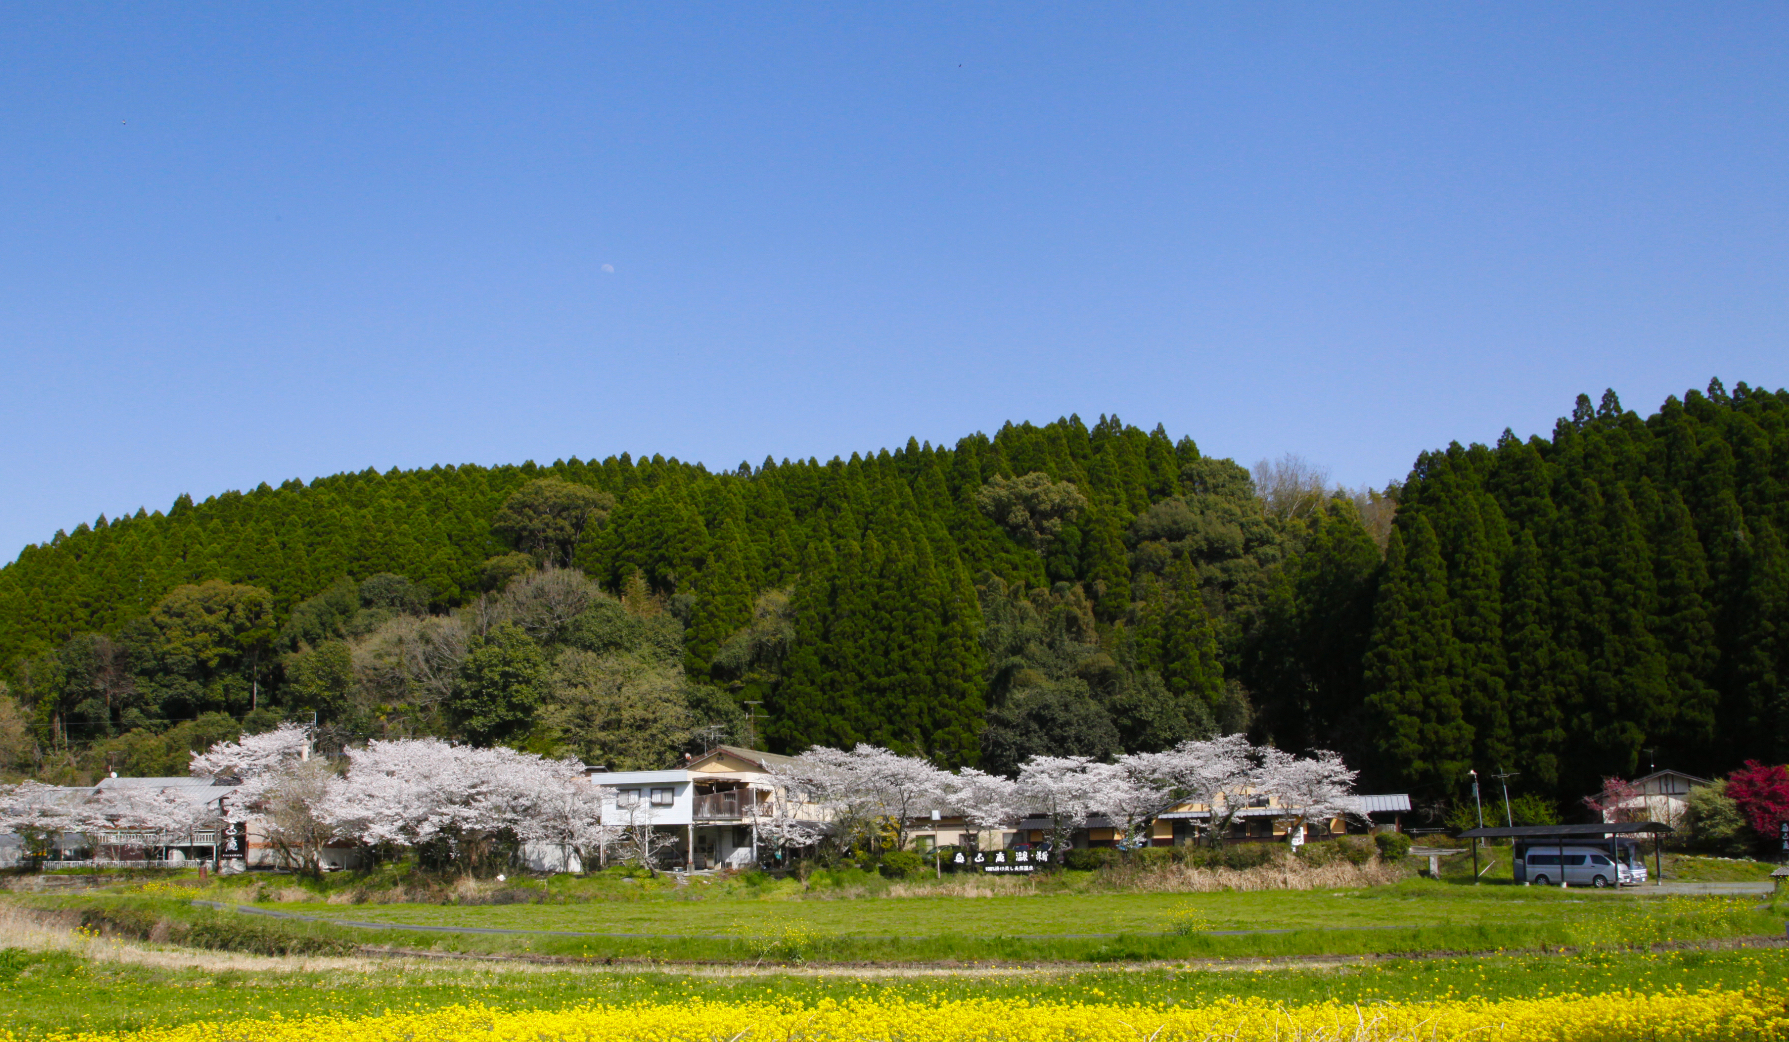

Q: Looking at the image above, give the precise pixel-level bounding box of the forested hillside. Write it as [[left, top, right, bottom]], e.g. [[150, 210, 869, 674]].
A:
[[1, 384, 1785, 819], [1359, 381, 1789, 800]]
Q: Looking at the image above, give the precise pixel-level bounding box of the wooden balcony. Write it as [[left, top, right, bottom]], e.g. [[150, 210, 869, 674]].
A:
[[694, 791, 745, 820]]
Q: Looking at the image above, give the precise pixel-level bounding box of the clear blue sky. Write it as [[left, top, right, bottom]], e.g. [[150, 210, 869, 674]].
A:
[[3, 5, 1784, 558]]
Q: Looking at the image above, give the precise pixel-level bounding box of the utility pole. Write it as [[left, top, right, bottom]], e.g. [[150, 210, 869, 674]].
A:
[[1469, 769, 1483, 883], [1492, 768, 1519, 828], [743, 701, 763, 749]]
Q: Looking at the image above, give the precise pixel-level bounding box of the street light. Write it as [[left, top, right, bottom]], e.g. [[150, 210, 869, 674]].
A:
[[1492, 768, 1519, 828]]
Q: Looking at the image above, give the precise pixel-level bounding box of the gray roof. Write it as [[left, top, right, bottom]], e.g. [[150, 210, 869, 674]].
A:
[[95, 776, 235, 810], [1456, 822, 1672, 839], [1632, 769, 1712, 786], [1156, 795, 1409, 821], [96, 776, 230, 790], [1158, 807, 1284, 821]]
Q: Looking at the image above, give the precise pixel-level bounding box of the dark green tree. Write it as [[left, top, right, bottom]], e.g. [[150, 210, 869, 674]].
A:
[[449, 622, 547, 746]]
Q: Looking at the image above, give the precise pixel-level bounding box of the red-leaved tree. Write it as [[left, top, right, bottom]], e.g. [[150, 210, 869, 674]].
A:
[[1725, 761, 1789, 845]]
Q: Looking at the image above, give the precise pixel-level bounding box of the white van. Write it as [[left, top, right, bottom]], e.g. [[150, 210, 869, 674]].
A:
[[1517, 844, 1646, 888]]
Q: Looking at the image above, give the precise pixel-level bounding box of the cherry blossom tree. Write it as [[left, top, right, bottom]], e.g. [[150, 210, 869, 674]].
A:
[[322, 738, 559, 875], [849, 745, 948, 852], [189, 722, 312, 781], [748, 776, 825, 861], [0, 781, 80, 863], [1146, 735, 1258, 847], [1254, 747, 1358, 844], [1016, 755, 1104, 856], [1089, 756, 1174, 850], [940, 767, 1025, 848], [1582, 776, 1646, 824], [193, 723, 340, 874], [76, 786, 201, 861], [529, 770, 619, 873], [783, 744, 948, 854], [321, 736, 625, 876]]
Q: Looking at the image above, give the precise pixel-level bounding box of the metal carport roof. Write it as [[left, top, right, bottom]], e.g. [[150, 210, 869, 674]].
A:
[[1455, 822, 1672, 840]]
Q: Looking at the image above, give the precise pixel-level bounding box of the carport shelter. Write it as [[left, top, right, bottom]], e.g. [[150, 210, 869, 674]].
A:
[[1456, 822, 1671, 886]]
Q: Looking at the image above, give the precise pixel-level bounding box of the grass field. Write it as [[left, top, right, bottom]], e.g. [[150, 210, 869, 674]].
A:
[[10, 871, 1786, 966], [4, 873, 1787, 1040], [231, 876, 1772, 943], [2, 924, 1788, 1038]]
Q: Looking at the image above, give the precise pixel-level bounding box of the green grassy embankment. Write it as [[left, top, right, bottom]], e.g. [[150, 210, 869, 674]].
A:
[[8, 876, 1782, 966]]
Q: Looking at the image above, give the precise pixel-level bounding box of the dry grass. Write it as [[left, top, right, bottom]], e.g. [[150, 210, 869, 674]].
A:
[[1102, 855, 1406, 893], [0, 907, 392, 976], [884, 877, 1039, 899]]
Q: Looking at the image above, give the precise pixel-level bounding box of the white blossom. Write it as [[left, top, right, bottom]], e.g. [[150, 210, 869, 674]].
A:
[[0, 781, 81, 856], [783, 744, 948, 852], [189, 722, 311, 781], [1254, 746, 1359, 842], [1088, 757, 1172, 849], [748, 777, 826, 856], [1015, 755, 1104, 853], [1144, 734, 1259, 845], [940, 767, 1024, 835]]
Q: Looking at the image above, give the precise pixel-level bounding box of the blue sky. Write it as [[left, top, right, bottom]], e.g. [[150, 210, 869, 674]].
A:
[[2, 5, 1784, 557]]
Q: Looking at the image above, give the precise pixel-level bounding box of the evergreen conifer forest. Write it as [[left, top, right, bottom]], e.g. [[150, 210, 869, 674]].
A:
[[2, 380, 1785, 813]]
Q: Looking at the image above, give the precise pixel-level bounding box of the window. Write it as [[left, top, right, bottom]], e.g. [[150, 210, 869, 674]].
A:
[[1527, 854, 1558, 866], [650, 787, 674, 807], [1590, 855, 1612, 866], [915, 836, 935, 853], [616, 789, 640, 808], [1563, 854, 1587, 866]]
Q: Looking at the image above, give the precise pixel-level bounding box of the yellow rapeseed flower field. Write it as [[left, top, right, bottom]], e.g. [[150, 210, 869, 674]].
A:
[[11, 987, 1787, 1042]]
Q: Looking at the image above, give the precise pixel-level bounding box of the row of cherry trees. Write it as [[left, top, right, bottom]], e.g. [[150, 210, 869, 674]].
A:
[[0, 725, 632, 874], [771, 736, 1359, 857], [1, 726, 1359, 874]]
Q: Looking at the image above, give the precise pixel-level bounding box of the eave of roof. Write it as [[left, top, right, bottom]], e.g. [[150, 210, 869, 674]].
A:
[[1456, 822, 1672, 839], [1632, 769, 1712, 786]]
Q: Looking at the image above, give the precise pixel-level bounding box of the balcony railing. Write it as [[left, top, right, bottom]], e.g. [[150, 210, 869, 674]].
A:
[[694, 791, 745, 820]]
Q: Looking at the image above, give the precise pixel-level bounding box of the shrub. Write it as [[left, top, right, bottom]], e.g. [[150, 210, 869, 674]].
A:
[[1127, 847, 1176, 870], [1187, 843, 1276, 870], [1682, 780, 1751, 857], [1064, 848, 1119, 871], [1331, 836, 1376, 866], [1374, 831, 1413, 861], [1507, 793, 1561, 826], [1293, 837, 1370, 867], [878, 850, 926, 879], [932, 845, 967, 873]]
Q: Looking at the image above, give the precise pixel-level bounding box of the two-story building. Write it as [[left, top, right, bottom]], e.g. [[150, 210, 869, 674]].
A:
[[1603, 769, 1710, 830], [539, 745, 815, 872]]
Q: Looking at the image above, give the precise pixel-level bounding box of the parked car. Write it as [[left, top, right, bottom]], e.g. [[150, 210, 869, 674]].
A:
[[1517, 844, 1647, 888]]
